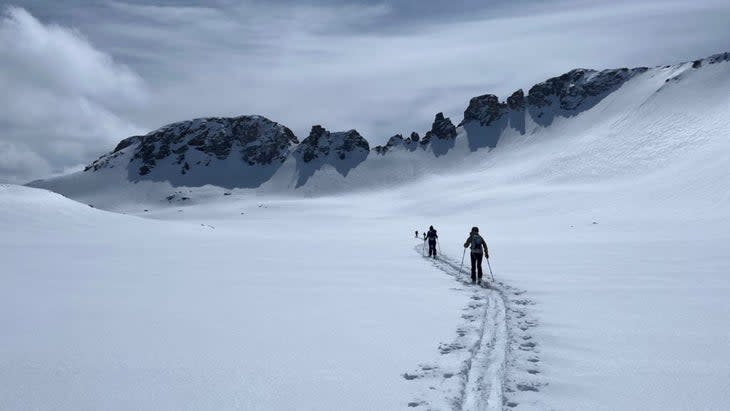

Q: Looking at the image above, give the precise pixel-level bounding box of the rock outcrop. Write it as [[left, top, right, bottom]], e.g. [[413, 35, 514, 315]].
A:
[[293, 125, 370, 187], [527, 68, 647, 113], [506, 89, 525, 110], [421, 112, 457, 145], [372, 132, 423, 154], [374, 134, 404, 154], [295, 125, 369, 163], [85, 115, 298, 177], [459, 89, 525, 130], [459, 94, 507, 127]]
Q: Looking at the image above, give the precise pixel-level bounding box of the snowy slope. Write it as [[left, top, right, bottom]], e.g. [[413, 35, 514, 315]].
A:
[[0, 184, 470, 410], [4, 52, 730, 410]]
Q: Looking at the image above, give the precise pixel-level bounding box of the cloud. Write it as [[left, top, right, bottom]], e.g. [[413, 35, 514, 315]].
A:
[[0, 6, 146, 183], [86, 0, 730, 140], [3, 0, 730, 183]]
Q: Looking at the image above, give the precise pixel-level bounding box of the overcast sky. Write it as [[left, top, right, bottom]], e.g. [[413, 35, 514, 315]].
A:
[[2, 0, 730, 183]]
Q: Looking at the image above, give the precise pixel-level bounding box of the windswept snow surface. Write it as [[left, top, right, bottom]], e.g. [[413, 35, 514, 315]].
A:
[[4, 58, 730, 410], [0, 184, 471, 410]]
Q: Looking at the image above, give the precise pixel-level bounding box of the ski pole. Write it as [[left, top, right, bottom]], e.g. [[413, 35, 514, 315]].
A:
[[437, 240, 442, 255], [459, 248, 466, 276], [422, 239, 427, 256], [486, 258, 495, 282]]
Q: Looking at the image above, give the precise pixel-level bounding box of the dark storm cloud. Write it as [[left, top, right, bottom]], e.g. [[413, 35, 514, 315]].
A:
[[2, 0, 730, 183]]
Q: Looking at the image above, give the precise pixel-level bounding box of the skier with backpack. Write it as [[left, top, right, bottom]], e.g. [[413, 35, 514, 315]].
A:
[[464, 227, 489, 284], [426, 226, 438, 258]]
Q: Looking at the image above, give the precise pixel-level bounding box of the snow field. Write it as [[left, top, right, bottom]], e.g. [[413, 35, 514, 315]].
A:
[[4, 57, 730, 410], [0, 185, 470, 410]]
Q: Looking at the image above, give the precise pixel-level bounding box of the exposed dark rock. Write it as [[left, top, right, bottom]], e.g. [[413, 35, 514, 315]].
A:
[[296, 125, 370, 163], [459, 89, 524, 135], [459, 94, 507, 127], [293, 125, 370, 187], [422, 112, 457, 144], [387, 134, 405, 147], [527, 67, 647, 111], [374, 134, 405, 154], [84, 150, 126, 172], [375, 131, 421, 153], [85, 115, 298, 178], [337, 131, 369, 159], [112, 136, 142, 153], [506, 89, 525, 110], [299, 125, 329, 162]]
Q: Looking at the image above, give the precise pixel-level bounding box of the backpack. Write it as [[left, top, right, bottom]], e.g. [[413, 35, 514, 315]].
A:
[[470, 235, 483, 252]]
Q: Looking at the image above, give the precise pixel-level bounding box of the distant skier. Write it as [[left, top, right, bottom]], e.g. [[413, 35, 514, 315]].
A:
[[464, 227, 489, 284], [426, 226, 438, 258], [415, 230, 419, 238]]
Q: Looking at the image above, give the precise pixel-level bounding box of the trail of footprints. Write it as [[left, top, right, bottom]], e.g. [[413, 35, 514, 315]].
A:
[[405, 247, 546, 410], [500, 282, 545, 407]]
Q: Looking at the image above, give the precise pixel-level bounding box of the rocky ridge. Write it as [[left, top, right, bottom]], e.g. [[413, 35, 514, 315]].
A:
[[86, 115, 298, 177], [421, 112, 458, 145], [78, 52, 728, 187], [294, 125, 370, 163]]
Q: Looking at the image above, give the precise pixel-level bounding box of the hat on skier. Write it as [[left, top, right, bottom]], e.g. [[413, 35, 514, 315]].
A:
[[429, 225, 434, 230], [471, 226, 479, 233]]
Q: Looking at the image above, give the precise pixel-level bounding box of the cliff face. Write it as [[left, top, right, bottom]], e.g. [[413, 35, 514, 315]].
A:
[[294, 125, 370, 163], [526, 67, 647, 126], [292, 125, 370, 187]]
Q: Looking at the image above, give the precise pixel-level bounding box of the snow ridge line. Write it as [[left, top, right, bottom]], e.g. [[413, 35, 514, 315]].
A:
[[405, 245, 545, 410]]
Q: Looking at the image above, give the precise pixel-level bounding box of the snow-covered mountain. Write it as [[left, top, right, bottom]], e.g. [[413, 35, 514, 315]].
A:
[[5, 52, 730, 410], [83, 115, 299, 188], [31, 52, 730, 207]]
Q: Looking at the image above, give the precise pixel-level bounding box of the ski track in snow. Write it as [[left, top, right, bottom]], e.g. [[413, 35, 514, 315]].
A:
[[406, 244, 546, 410]]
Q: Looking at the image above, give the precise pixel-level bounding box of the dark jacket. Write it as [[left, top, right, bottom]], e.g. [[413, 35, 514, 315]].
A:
[[464, 233, 488, 255], [426, 229, 438, 242]]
